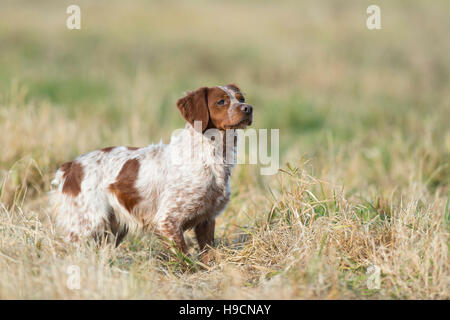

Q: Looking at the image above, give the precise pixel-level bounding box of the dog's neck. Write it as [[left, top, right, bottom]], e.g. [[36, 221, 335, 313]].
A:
[[169, 123, 237, 170]]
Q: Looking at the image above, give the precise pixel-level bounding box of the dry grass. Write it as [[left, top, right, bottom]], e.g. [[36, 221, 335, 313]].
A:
[[0, 0, 449, 299]]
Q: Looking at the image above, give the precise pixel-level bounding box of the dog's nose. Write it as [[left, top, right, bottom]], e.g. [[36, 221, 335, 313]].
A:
[[240, 104, 253, 115]]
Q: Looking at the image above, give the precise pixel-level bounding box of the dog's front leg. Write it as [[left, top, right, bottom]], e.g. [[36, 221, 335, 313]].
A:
[[195, 218, 215, 264], [158, 217, 188, 254]]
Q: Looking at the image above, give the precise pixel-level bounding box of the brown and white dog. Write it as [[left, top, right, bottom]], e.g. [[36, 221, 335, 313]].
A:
[[50, 84, 253, 261]]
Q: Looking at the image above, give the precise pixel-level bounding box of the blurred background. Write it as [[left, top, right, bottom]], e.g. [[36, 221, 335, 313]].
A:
[[1, 0, 449, 190], [0, 0, 449, 299], [1, 1, 449, 167]]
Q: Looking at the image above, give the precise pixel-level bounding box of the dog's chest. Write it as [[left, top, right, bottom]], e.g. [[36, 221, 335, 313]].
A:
[[178, 164, 231, 229], [207, 164, 231, 210]]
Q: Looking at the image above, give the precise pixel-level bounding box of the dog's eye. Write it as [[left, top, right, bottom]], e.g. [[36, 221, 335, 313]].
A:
[[239, 97, 245, 103], [217, 99, 225, 106]]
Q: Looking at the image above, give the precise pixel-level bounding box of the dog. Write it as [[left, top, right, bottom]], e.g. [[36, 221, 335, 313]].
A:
[[50, 84, 253, 261]]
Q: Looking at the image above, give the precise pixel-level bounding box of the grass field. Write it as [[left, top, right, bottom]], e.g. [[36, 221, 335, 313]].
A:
[[0, 0, 449, 299]]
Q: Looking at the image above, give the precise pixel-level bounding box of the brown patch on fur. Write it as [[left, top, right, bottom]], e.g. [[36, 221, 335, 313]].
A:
[[69, 232, 79, 242], [101, 146, 115, 153], [206, 87, 249, 130], [226, 83, 241, 92], [127, 146, 139, 151], [60, 162, 72, 175], [177, 87, 210, 132], [235, 92, 244, 102], [61, 161, 84, 197], [204, 87, 230, 131], [109, 159, 142, 213]]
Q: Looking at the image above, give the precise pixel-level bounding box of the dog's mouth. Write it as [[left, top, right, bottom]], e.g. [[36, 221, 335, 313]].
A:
[[225, 117, 252, 129]]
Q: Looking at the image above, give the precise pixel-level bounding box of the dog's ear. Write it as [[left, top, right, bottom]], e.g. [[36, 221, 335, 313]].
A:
[[176, 87, 210, 132]]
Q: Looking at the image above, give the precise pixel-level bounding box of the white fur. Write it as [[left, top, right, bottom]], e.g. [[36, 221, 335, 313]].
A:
[[50, 123, 235, 243]]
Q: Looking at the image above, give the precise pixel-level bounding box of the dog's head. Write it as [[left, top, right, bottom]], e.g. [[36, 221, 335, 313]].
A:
[[176, 84, 253, 132]]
